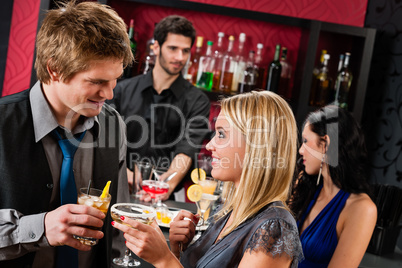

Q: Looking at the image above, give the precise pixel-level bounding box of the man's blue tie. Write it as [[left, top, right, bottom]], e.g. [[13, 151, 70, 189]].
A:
[[53, 129, 86, 268]]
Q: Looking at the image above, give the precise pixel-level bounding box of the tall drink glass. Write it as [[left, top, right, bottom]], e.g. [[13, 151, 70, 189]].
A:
[[132, 161, 153, 199], [74, 188, 111, 246]]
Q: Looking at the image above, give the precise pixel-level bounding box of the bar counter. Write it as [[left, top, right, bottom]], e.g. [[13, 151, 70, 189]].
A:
[[112, 199, 401, 268]]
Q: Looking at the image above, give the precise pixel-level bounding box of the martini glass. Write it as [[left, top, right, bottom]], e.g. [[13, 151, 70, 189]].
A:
[[198, 177, 218, 222], [142, 179, 169, 209], [194, 177, 219, 240], [111, 203, 155, 267]]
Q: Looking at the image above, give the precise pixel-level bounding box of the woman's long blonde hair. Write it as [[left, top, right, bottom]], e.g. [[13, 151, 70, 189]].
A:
[[215, 91, 297, 237]]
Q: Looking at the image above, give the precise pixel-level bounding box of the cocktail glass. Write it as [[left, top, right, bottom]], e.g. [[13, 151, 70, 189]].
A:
[[197, 177, 218, 223], [193, 177, 219, 241], [142, 179, 169, 210], [111, 203, 155, 267], [74, 188, 111, 246]]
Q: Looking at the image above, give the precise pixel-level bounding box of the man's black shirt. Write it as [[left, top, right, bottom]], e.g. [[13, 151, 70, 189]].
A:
[[109, 72, 211, 178]]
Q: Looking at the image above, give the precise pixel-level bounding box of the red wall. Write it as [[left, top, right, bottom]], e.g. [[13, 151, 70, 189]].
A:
[[2, 0, 40, 97], [184, 0, 368, 27], [2, 0, 368, 97], [110, 1, 301, 74]]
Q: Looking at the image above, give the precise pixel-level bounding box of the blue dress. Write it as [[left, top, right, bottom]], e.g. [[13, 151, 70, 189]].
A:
[[298, 186, 350, 268]]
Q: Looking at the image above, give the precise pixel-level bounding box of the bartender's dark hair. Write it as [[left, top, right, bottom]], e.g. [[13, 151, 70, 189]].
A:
[[154, 15, 196, 47], [289, 105, 372, 220]]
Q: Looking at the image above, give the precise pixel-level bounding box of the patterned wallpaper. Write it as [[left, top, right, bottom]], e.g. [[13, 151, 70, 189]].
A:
[[184, 0, 368, 27], [108, 0, 369, 101], [109, 1, 302, 76], [364, 0, 402, 186], [2, 0, 370, 96], [1, 0, 40, 97]]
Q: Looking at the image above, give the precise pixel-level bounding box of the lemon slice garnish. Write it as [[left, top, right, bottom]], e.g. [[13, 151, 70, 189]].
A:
[[100, 181, 111, 199], [190, 168, 206, 184], [187, 184, 203, 202]]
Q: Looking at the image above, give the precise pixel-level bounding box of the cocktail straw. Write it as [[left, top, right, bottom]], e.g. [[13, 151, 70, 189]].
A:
[[86, 180, 92, 195]]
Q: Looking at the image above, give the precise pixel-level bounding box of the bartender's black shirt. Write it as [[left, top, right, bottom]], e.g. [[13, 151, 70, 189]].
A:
[[108, 72, 210, 187]]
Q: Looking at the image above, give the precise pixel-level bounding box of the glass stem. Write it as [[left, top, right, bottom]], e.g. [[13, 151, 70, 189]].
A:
[[156, 197, 162, 206], [195, 202, 204, 226], [123, 249, 131, 263]]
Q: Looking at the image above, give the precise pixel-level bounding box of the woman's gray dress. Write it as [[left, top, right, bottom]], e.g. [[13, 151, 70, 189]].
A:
[[180, 201, 304, 268]]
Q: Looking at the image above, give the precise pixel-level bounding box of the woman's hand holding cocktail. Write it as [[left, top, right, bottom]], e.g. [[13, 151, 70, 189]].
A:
[[169, 210, 200, 258], [112, 216, 181, 267]]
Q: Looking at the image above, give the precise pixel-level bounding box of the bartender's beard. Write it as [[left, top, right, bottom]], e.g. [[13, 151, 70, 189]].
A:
[[158, 49, 185, 76]]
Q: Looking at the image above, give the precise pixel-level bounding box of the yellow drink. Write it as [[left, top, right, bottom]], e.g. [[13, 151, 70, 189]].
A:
[[75, 188, 111, 246], [199, 179, 217, 194], [111, 203, 155, 226]]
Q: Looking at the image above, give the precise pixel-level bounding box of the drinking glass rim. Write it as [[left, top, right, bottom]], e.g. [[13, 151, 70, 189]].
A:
[[111, 203, 156, 217], [78, 187, 111, 200], [142, 179, 169, 188], [135, 161, 153, 168]]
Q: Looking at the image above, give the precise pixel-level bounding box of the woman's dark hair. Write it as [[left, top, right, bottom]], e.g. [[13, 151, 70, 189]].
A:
[[154, 15, 196, 47], [289, 105, 371, 220]]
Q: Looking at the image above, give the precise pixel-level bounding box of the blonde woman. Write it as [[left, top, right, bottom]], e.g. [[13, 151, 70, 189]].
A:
[[112, 91, 304, 267]]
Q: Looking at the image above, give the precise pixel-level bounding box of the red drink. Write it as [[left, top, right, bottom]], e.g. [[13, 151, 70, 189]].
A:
[[142, 180, 169, 199]]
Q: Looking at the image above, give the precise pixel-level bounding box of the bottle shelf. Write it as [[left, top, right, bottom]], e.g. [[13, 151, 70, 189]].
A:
[[110, 0, 376, 124]]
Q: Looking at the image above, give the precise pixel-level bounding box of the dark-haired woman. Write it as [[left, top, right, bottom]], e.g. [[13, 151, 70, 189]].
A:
[[289, 105, 377, 268]]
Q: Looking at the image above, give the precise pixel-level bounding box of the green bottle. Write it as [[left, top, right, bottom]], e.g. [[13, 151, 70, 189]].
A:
[[334, 52, 353, 109], [197, 41, 214, 91], [266, 44, 282, 92]]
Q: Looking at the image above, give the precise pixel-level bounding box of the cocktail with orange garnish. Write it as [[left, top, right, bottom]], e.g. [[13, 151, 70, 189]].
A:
[[187, 175, 219, 227], [74, 181, 111, 246]]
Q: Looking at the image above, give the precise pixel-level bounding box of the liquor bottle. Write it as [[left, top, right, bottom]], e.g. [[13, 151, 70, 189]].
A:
[[312, 49, 327, 77], [197, 41, 215, 91], [278, 47, 292, 98], [212, 32, 225, 91], [123, 19, 138, 78], [334, 52, 352, 109], [238, 50, 256, 93], [232, 33, 246, 94], [219, 35, 236, 94], [254, 43, 266, 90], [142, 44, 155, 74], [337, 54, 345, 72], [185, 36, 204, 85], [312, 54, 332, 106], [309, 49, 327, 105], [326, 53, 345, 104], [145, 23, 157, 56], [266, 44, 282, 92]]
